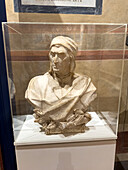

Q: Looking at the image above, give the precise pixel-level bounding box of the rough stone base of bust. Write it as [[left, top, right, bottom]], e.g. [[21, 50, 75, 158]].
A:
[[40, 124, 86, 135], [33, 109, 92, 135]]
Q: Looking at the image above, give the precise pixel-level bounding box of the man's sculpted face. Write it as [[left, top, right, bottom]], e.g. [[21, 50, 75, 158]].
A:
[[49, 45, 71, 76]]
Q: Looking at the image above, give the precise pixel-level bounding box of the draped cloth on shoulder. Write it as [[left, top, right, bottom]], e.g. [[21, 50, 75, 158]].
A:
[[25, 72, 97, 122]]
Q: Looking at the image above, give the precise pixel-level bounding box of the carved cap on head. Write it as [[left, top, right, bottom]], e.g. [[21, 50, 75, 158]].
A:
[[50, 36, 78, 56]]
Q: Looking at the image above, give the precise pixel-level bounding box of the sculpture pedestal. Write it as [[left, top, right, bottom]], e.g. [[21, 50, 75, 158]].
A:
[[14, 113, 117, 169], [15, 140, 116, 170]]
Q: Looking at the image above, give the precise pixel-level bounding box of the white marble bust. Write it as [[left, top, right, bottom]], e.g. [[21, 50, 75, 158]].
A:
[[25, 36, 97, 135]]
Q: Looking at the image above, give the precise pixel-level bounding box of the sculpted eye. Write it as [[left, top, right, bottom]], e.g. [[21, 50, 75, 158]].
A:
[[58, 53, 66, 59], [50, 52, 55, 57]]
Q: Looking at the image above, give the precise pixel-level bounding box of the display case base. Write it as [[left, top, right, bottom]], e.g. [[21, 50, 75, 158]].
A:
[[14, 112, 116, 169], [15, 140, 116, 170], [13, 112, 116, 146]]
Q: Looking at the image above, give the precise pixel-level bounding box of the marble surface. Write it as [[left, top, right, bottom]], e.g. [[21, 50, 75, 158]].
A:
[[13, 112, 117, 146]]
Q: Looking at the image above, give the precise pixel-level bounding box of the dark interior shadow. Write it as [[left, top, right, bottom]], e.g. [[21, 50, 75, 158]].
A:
[[114, 161, 128, 170]]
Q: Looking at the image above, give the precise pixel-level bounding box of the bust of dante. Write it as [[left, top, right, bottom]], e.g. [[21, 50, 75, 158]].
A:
[[25, 36, 97, 135]]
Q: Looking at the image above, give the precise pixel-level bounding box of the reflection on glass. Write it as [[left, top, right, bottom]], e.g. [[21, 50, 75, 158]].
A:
[[2, 23, 127, 145]]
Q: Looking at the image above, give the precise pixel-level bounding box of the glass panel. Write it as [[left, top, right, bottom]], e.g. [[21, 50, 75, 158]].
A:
[[2, 23, 127, 145], [115, 40, 128, 169]]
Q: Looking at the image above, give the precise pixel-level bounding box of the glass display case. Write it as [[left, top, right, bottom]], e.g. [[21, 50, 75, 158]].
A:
[[2, 23, 127, 146]]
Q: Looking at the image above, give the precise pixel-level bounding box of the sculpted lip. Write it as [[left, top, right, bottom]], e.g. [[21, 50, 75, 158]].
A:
[[52, 63, 58, 68], [52, 65, 59, 71], [53, 65, 57, 68]]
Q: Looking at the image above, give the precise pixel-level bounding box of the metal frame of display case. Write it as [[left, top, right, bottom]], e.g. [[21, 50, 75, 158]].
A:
[[0, 0, 17, 169]]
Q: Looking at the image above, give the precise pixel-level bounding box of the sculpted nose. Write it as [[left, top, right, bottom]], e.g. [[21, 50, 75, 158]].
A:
[[53, 54, 58, 63]]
